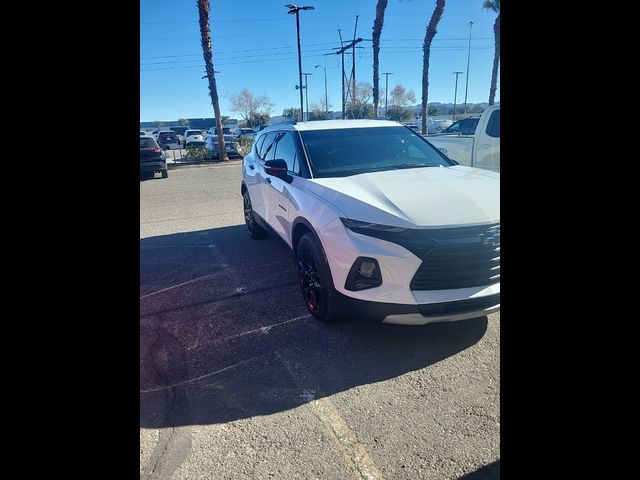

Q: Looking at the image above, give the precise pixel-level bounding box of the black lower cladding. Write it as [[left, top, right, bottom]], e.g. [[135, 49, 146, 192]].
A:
[[336, 291, 500, 323]]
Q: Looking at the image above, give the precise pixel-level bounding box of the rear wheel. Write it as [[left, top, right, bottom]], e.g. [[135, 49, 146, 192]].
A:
[[296, 233, 342, 323], [243, 191, 266, 239]]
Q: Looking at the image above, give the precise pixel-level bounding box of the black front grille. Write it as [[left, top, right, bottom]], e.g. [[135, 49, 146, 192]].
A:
[[410, 224, 500, 290]]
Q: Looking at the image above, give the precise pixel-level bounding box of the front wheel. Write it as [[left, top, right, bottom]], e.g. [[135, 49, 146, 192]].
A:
[[243, 191, 266, 239], [296, 233, 342, 323], [161, 170, 168, 178]]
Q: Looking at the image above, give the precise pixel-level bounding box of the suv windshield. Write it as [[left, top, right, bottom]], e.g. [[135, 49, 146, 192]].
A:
[[299, 126, 453, 178], [186, 130, 202, 136]]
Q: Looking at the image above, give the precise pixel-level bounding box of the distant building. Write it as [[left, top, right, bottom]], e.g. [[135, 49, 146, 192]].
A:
[[187, 118, 216, 130]]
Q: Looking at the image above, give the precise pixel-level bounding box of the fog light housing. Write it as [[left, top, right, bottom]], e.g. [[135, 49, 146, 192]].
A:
[[345, 257, 382, 291]]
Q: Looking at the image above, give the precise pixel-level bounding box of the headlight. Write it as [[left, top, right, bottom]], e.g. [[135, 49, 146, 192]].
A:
[[340, 218, 407, 233]]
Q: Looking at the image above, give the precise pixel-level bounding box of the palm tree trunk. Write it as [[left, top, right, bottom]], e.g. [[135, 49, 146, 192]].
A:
[[198, 0, 227, 161], [421, 0, 446, 135], [372, 0, 388, 118], [488, 13, 500, 105]]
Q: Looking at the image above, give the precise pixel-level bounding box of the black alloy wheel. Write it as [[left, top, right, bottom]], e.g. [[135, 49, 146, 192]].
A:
[[243, 191, 266, 239], [296, 233, 341, 323]]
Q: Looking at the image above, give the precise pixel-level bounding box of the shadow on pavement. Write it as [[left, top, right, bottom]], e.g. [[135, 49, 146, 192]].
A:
[[140, 225, 489, 428], [458, 460, 500, 479]]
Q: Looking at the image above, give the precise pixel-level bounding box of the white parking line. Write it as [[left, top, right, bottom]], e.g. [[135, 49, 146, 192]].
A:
[[140, 355, 263, 394], [276, 352, 384, 480], [140, 273, 215, 299], [216, 314, 311, 343]]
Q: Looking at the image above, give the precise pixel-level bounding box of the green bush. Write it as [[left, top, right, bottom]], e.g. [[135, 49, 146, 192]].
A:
[[186, 146, 214, 162], [236, 136, 253, 157]]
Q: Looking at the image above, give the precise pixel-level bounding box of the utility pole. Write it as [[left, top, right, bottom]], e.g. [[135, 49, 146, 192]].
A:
[[338, 30, 345, 119], [331, 18, 371, 120], [382, 72, 393, 119], [463, 21, 474, 115], [351, 16, 359, 108], [333, 37, 366, 118], [315, 65, 328, 116], [286, 5, 315, 123], [452, 71, 463, 121], [302, 72, 313, 121]]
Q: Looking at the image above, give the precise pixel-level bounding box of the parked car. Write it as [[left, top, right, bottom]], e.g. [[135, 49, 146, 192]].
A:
[[152, 129, 159, 139], [170, 126, 189, 144], [241, 120, 500, 324], [427, 104, 500, 172], [205, 134, 241, 159], [183, 129, 206, 147], [440, 117, 480, 135], [156, 131, 180, 150], [234, 128, 255, 139], [140, 137, 168, 178], [254, 125, 268, 134], [206, 127, 232, 139], [140, 131, 146, 136], [405, 119, 452, 134]]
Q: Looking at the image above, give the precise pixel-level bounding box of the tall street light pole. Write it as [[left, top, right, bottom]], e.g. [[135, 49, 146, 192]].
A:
[[315, 65, 328, 116], [463, 21, 474, 115], [452, 71, 463, 121], [286, 4, 315, 122], [382, 72, 393, 119], [302, 72, 312, 121]]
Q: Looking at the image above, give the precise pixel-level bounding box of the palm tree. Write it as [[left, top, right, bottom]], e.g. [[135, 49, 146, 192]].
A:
[[483, 0, 500, 105], [372, 0, 389, 118], [197, 0, 227, 161], [421, 0, 446, 135]]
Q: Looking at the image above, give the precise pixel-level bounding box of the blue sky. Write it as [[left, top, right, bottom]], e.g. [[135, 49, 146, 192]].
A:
[[140, 0, 500, 122]]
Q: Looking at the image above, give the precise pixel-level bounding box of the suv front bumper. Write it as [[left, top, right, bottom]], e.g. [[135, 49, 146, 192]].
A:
[[337, 291, 500, 325]]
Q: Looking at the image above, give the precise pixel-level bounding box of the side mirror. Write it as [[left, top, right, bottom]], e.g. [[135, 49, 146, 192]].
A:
[[264, 159, 291, 182]]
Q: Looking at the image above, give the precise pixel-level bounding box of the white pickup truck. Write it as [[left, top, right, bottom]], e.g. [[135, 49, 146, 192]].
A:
[[427, 103, 500, 172]]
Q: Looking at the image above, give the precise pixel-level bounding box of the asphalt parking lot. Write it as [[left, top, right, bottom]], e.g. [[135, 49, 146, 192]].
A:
[[140, 164, 500, 480]]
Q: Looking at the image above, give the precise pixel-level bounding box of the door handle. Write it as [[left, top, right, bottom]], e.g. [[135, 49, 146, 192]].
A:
[[248, 163, 255, 170], [265, 177, 271, 184]]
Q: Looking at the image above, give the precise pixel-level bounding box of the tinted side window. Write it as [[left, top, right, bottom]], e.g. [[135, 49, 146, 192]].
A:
[[259, 132, 278, 160], [485, 109, 500, 138], [254, 135, 266, 155], [273, 132, 301, 175]]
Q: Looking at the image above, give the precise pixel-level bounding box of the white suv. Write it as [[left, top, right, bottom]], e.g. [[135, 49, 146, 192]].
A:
[[183, 129, 206, 147], [240, 120, 500, 325]]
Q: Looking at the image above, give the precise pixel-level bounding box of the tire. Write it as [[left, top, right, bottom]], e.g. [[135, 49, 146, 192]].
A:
[[242, 191, 266, 239], [296, 233, 342, 323], [161, 170, 168, 178]]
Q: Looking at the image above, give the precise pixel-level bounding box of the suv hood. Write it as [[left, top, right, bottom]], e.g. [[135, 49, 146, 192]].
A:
[[308, 166, 499, 228]]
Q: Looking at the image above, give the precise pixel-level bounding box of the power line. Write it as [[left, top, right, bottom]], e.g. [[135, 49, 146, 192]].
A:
[[140, 41, 336, 60], [140, 11, 485, 25], [141, 46, 335, 66], [141, 44, 493, 65], [140, 46, 494, 72]]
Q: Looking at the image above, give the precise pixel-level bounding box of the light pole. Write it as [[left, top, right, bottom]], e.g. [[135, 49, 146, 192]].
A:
[[286, 4, 315, 123], [452, 71, 463, 121], [382, 72, 393, 119], [463, 21, 474, 115], [302, 72, 313, 121], [315, 65, 328, 116]]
